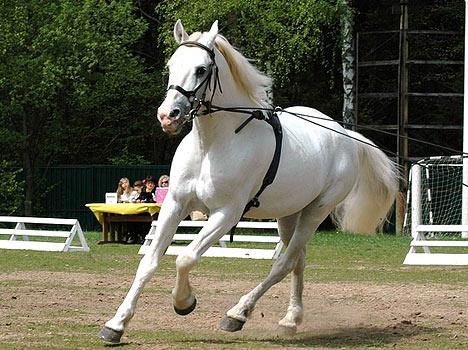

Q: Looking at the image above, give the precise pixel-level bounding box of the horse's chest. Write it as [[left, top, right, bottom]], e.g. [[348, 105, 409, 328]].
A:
[[194, 152, 264, 205]]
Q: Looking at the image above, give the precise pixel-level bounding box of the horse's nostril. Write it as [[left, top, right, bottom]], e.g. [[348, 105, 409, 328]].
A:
[[169, 108, 180, 118]]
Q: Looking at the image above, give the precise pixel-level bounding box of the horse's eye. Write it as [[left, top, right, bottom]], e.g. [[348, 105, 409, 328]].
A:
[[196, 66, 207, 76]]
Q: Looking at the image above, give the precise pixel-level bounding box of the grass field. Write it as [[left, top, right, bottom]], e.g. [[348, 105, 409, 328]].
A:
[[0, 231, 466, 349]]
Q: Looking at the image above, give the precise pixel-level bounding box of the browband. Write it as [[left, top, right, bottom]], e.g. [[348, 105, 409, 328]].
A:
[[179, 41, 215, 61]]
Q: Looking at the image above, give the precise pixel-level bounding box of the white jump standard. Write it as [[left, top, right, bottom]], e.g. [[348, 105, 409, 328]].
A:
[[0, 216, 89, 252]]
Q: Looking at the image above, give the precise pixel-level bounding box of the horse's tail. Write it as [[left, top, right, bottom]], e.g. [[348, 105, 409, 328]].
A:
[[331, 130, 399, 234]]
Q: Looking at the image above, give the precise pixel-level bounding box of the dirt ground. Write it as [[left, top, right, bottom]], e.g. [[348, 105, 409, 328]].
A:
[[0, 271, 467, 349]]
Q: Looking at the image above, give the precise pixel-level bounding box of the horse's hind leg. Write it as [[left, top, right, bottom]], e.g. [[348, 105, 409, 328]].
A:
[[277, 245, 306, 335], [276, 214, 306, 335], [221, 204, 331, 333]]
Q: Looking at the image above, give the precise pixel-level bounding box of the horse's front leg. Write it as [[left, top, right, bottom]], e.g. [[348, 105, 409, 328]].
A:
[[99, 199, 187, 344], [172, 209, 241, 315]]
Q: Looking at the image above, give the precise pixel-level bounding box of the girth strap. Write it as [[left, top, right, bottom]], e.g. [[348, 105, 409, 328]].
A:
[[230, 110, 283, 242]]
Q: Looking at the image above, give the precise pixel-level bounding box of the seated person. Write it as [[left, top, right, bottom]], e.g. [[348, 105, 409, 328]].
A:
[[116, 177, 133, 203], [137, 175, 156, 203], [130, 180, 143, 202], [128, 179, 150, 244], [155, 174, 170, 203], [158, 174, 170, 187]]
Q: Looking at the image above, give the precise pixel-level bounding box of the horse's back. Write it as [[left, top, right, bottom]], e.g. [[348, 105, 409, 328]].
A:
[[246, 106, 360, 218]]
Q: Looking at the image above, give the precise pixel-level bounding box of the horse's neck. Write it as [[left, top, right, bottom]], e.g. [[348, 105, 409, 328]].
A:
[[192, 94, 262, 152]]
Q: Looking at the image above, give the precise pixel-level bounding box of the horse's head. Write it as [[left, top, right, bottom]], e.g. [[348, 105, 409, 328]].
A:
[[157, 20, 219, 135]]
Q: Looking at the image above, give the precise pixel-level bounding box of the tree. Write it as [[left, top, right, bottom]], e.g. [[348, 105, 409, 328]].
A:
[[155, 0, 343, 114], [0, 0, 159, 214], [339, 0, 355, 128]]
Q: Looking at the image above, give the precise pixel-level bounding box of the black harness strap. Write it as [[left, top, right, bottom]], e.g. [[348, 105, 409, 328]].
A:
[[229, 110, 283, 242]]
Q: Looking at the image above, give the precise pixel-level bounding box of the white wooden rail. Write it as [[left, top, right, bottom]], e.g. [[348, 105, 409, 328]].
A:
[[0, 216, 89, 252], [139, 220, 283, 259], [403, 224, 468, 265]]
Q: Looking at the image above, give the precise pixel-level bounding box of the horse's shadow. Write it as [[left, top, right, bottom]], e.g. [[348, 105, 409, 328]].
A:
[[272, 323, 435, 348], [205, 322, 435, 348], [104, 322, 436, 348]]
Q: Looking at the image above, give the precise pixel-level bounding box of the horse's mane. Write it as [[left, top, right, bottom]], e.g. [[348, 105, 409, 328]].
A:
[[188, 32, 272, 105]]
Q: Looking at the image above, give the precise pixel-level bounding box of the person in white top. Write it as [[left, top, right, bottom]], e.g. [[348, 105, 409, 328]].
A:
[[130, 180, 143, 203]]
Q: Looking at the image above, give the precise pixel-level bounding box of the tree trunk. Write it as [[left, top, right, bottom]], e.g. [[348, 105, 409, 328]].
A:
[[22, 115, 34, 216], [341, 0, 356, 129]]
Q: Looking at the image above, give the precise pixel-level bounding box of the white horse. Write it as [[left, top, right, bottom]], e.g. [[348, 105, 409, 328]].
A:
[[99, 20, 398, 343]]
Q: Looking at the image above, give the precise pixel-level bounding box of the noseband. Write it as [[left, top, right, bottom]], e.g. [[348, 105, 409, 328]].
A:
[[166, 41, 222, 120]]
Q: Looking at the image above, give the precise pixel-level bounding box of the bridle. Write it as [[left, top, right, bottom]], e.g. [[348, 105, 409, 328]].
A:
[[166, 41, 222, 121]]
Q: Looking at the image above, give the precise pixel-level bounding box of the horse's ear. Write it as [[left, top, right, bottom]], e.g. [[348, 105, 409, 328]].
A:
[[174, 19, 189, 44], [205, 20, 219, 47]]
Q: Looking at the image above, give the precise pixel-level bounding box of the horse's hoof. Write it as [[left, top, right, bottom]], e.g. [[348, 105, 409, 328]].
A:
[[174, 297, 197, 316], [219, 316, 245, 332], [98, 326, 123, 344]]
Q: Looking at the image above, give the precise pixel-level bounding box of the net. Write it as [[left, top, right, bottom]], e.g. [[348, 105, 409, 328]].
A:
[[404, 155, 464, 237]]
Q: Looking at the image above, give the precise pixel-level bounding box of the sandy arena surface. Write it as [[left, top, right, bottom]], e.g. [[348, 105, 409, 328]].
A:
[[0, 270, 466, 349]]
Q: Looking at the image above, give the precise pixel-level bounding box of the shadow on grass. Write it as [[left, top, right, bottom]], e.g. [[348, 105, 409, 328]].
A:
[[104, 344, 126, 348]]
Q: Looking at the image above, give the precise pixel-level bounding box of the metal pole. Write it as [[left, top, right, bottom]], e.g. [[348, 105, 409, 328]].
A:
[[396, 0, 409, 234], [355, 32, 359, 129], [462, 0, 468, 238]]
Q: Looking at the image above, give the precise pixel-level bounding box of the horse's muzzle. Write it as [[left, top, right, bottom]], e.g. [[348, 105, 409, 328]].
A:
[[159, 111, 184, 135]]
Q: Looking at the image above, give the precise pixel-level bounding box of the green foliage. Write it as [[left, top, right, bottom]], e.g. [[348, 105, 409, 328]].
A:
[[0, 161, 24, 215], [0, 0, 160, 165], [156, 0, 340, 89], [108, 146, 152, 165], [0, 0, 167, 213]]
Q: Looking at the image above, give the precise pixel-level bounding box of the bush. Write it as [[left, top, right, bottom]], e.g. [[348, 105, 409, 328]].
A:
[[0, 161, 24, 215]]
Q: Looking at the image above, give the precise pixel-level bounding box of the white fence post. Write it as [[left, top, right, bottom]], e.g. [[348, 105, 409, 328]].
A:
[[411, 163, 422, 239], [462, 0, 468, 238]]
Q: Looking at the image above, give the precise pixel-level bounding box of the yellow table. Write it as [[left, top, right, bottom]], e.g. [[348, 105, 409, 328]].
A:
[[86, 203, 161, 243]]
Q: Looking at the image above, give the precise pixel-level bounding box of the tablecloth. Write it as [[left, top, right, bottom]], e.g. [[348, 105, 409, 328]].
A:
[[85, 203, 161, 225]]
